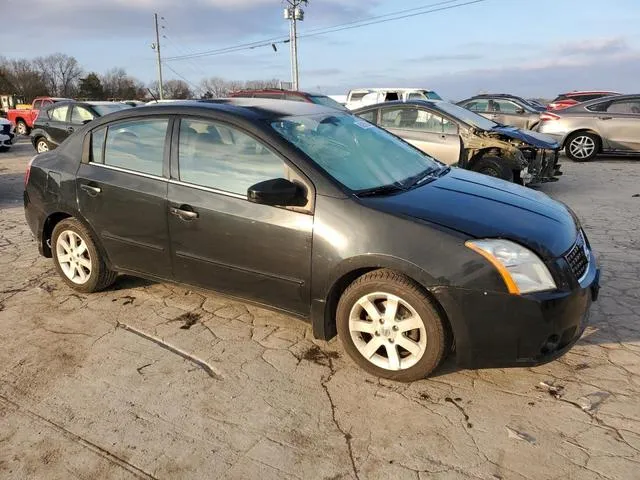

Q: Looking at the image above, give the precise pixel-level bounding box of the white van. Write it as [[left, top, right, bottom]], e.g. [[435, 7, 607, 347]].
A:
[[346, 88, 442, 110]]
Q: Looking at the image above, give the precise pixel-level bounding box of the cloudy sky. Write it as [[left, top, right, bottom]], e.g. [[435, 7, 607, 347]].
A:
[[3, 0, 640, 99]]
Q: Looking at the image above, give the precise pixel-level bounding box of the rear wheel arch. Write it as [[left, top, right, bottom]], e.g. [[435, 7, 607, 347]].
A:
[[42, 212, 111, 268]]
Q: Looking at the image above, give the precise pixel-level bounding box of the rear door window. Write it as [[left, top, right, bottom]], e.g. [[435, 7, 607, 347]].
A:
[[606, 100, 640, 114], [50, 105, 69, 122], [71, 105, 96, 124], [466, 100, 488, 113], [103, 118, 168, 176]]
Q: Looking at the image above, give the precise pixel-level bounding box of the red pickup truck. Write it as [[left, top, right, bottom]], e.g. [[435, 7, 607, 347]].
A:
[[6, 96, 71, 135]]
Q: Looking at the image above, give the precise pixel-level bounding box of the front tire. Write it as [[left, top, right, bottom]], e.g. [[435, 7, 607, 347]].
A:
[[471, 156, 514, 182], [52, 218, 117, 293], [565, 132, 599, 162], [336, 269, 448, 382]]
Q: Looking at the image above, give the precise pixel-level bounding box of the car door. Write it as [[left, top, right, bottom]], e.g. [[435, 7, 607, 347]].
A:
[[167, 117, 313, 314], [378, 106, 461, 165], [47, 104, 72, 145], [76, 116, 172, 278], [597, 99, 640, 152], [69, 104, 96, 136], [492, 99, 530, 129]]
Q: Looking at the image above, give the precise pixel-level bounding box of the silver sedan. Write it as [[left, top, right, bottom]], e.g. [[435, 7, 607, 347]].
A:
[[536, 94, 640, 161]]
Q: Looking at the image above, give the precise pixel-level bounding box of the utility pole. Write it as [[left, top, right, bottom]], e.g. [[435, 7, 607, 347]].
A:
[[284, 0, 307, 91], [152, 13, 164, 100]]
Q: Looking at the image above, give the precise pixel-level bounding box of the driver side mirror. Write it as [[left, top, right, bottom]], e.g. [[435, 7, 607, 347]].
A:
[[247, 178, 307, 207], [516, 107, 525, 114]]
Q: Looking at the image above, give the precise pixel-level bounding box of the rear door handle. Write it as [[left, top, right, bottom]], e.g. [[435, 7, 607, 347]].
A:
[[80, 184, 101, 196], [598, 116, 612, 120], [170, 205, 199, 220]]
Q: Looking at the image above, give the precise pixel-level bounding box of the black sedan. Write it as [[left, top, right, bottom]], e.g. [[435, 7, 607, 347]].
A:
[[30, 101, 131, 153], [24, 99, 599, 381]]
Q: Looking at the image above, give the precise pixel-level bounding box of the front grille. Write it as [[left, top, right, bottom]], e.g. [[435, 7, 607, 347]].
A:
[[565, 231, 589, 280]]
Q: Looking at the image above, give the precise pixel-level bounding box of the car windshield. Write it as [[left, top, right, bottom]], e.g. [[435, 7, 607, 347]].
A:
[[91, 103, 132, 116], [308, 95, 348, 111], [437, 101, 497, 130], [271, 113, 441, 191]]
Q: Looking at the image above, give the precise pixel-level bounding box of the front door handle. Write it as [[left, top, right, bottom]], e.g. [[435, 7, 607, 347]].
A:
[[67, 127, 75, 133], [170, 205, 199, 221], [80, 184, 101, 196]]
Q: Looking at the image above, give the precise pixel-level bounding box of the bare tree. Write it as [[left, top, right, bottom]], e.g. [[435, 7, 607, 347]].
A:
[[148, 79, 193, 100], [199, 77, 282, 98], [101, 68, 145, 100], [244, 78, 282, 90], [33, 53, 82, 97], [0, 57, 49, 99]]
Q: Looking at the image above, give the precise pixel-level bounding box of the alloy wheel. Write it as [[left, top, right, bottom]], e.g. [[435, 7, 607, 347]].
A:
[[349, 292, 427, 371], [17, 122, 27, 135], [55, 230, 92, 284], [569, 135, 595, 160], [37, 140, 49, 153]]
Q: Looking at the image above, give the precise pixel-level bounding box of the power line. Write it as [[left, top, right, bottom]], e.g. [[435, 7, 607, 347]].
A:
[[164, 0, 489, 62], [162, 62, 204, 95]]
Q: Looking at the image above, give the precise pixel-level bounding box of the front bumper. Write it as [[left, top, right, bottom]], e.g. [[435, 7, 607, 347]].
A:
[[524, 148, 562, 185], [0, 132, 13, 147], [433, 256, 600, 369]]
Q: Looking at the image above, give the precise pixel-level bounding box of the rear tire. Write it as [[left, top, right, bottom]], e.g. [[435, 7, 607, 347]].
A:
[[52, 218, 117, 293], [16, 120, 29, 136], [336, 269, 448, 382], [471, 156, 514, 182], [565, 132, 599, 162], [35, 137, 50, 153]]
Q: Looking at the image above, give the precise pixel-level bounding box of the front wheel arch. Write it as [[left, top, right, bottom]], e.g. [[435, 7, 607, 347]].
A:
[[317, 261, 455, 349]]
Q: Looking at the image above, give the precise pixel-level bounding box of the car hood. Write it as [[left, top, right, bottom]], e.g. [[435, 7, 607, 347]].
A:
[[489, 125, 559, 149], [359, 168, 577, 259]]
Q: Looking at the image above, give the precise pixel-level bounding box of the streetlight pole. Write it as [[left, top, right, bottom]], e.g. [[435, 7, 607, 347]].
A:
[[152, 13, 164, 100], [284, 1, 307, 91]]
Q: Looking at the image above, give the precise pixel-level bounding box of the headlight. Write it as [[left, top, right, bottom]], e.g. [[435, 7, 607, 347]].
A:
[[465, 239, 556, 294]]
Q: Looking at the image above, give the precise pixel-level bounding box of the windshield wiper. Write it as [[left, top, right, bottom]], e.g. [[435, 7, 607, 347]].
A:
[[356, 183, 406, 197], [403, 167, 441, 189]]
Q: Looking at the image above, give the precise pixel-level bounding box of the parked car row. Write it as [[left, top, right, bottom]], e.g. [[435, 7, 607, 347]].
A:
[[24, 98, 600, 381]]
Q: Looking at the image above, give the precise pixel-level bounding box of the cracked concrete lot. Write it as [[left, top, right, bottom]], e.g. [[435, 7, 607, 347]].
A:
[[1, 139, 640, 479]]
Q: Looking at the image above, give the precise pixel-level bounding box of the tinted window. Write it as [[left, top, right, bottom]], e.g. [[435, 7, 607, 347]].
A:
[[91, 127, 106, 163], [50, 105, 69, 122], [91, 103, 131, 116], [426, 91, 443, 100], [33, 100, 42, 110], [71, 105, 95, 124], [308, 95, 348, 111], [178, 118, 286, 195], [357, 110, 377, 122], [380, 107, 446, 134], [284, 94, 306, 102], [255, 92, 284, 99], [606, 100, 640, 114], [104, 119, 168, 176]]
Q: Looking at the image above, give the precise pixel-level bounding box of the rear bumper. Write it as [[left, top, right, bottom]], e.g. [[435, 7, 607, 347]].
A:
[[433, 259, 600, 369]]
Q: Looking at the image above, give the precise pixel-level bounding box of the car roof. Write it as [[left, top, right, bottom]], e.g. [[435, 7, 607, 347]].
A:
[[92, 98, 340, 124], [462, 94, 527, 100], [559, 90, 620, 96], [349, 88, 435, 93], [564, 93, 640, 110], [352, 99, 443, 112], [231, 89, 328, 97]]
